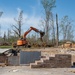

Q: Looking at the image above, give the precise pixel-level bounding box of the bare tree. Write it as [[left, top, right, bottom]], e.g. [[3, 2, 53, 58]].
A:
[[50, 12, 55, 45], [3, 32, 6, 41], [41, 0, 56, 43], [60, 16, 74, 42], [12, 10, 23, 38], [0, 25, 1, 37], [0, 12, 3, 17], [56, 14, 59, 47], [7, 29, 11, 40], [66, 24, 74, 41], [0, 12, 3, 37]]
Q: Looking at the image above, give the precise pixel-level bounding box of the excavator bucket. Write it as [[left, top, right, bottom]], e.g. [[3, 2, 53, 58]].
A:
[[40, 31, 45, 41]]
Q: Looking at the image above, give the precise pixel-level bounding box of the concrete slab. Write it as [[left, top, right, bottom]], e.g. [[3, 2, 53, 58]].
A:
[[0, 49, 9, 53]]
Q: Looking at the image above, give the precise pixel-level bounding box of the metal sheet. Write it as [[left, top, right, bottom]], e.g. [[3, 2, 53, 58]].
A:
[[20, 51, 41, 64], [8, 56, 19, 66]]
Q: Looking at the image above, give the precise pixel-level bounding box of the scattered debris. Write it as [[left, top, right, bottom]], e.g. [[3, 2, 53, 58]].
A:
[[13, 69, 18, 72]]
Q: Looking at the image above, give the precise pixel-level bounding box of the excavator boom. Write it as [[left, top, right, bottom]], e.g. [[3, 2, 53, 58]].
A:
[[23, 28, 32, 38], [30, 27, 40, 32], [23, 26, 45, 41]]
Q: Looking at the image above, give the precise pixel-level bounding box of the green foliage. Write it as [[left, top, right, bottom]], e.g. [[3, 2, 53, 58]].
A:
[[0, 46, 12, 49]]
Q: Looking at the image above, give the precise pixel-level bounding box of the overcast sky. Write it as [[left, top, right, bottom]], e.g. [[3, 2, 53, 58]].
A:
[[0, 0, 75, 36]]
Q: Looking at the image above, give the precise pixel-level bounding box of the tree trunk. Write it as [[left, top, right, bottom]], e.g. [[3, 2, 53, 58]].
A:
[[56, 14, 59, 47]]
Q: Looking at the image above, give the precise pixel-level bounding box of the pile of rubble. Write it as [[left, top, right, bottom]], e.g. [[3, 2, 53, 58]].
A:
[[0, 49, 74, 68], [0, 49, 20, 66]]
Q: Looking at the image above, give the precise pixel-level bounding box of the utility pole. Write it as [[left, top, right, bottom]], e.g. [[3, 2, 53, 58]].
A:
[[56, 14, 59, 47]]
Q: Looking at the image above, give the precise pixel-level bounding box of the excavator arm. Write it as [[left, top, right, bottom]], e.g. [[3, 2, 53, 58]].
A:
[[23, 27, 32, 38], [23, 26, 45, 41]]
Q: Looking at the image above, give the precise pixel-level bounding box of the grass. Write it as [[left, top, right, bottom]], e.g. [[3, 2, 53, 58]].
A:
[[0, 46, 12, 49]]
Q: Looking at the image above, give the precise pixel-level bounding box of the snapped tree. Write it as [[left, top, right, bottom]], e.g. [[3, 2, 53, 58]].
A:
[[41, 0, 56, 44]]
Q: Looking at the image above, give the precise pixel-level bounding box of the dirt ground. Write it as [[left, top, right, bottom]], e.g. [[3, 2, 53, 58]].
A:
[[0, 66, 75, 75]]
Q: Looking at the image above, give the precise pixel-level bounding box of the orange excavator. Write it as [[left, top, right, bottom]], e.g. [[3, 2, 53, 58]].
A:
[[13, 26, 45, 48]]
